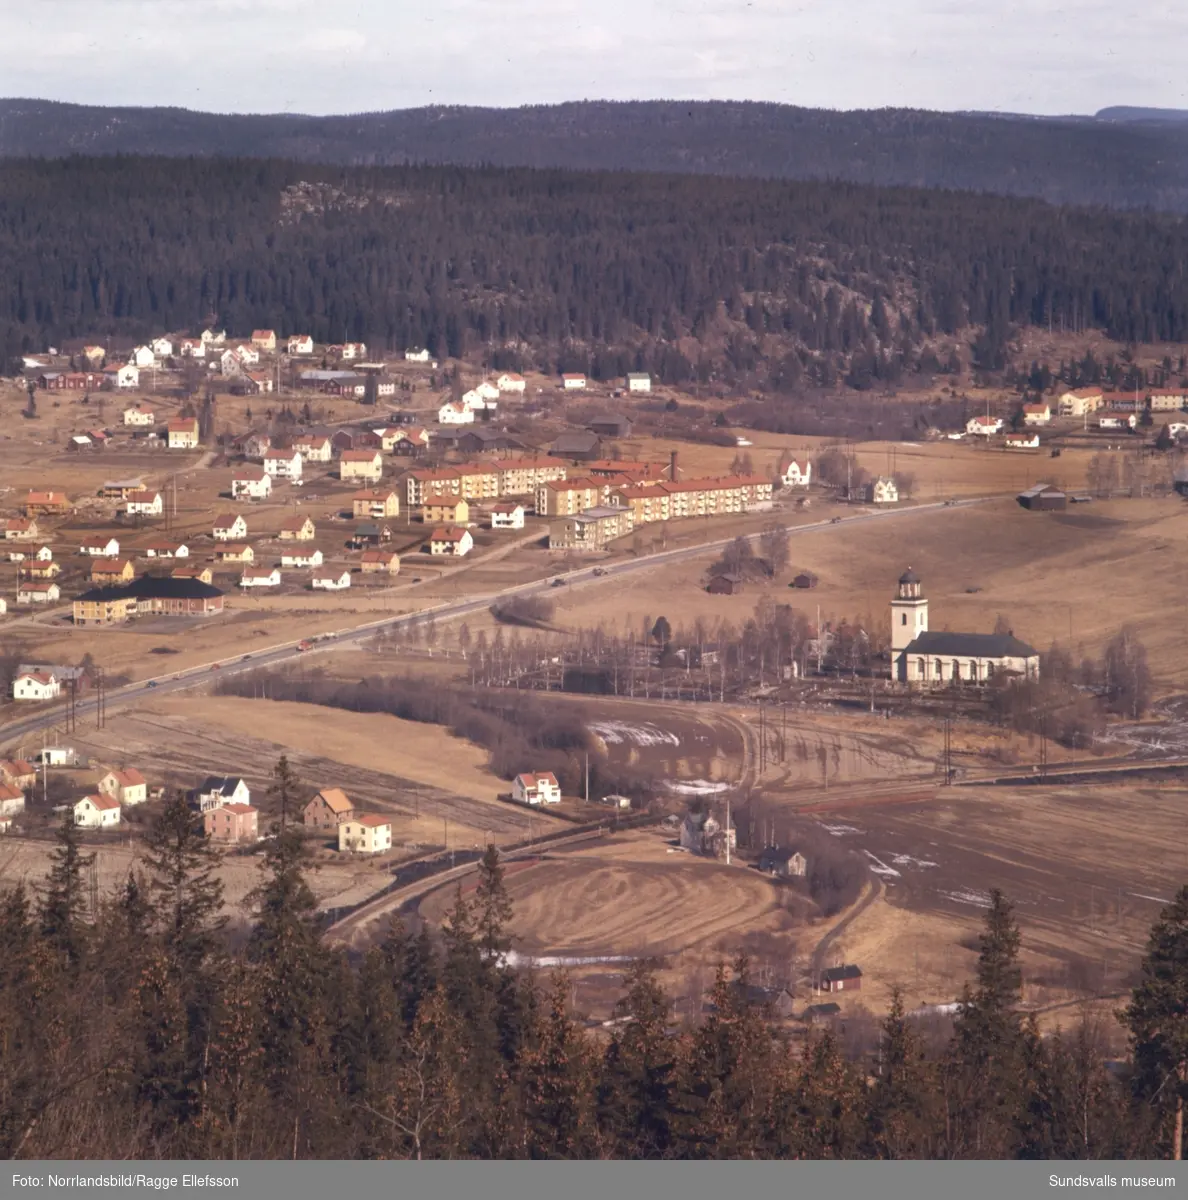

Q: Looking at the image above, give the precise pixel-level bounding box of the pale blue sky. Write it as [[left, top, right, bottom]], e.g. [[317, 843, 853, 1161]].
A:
[[5, 0, 1187, 116]]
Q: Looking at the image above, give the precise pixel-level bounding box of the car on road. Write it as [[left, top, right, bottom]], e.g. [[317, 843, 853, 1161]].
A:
[[592, 567, 607, 576], [146, 681, 158, 689], [210, 663, 221, 671], [550, 577, 567, 587], [830, 516, 842, 524], [241, 654, 252, 661]]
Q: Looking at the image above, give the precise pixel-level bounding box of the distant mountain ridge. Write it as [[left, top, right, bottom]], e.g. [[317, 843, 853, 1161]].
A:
[[6, 97, 1188, 211]]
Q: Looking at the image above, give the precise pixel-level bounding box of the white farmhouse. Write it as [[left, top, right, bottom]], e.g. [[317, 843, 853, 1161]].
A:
[[311, 569, 351, 591], [74, 794, 121, 829], [12, 671, 61, 701], [240, 567, 281, 589], [231, 469, 273, 501], [496, 372, 526, 394], [438, 401, 474, 425], [627, 372, 652, 393], [123, 405, 155, 427], [776, 453, 812, 488], [281, 548, 324, 568], [512, 772, 562, 805], [263, 449, 303, 480]]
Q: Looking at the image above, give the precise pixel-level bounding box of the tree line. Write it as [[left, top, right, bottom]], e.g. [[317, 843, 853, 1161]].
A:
[[1, 758, 1185, 1159], [7, 156, 1188, 391]]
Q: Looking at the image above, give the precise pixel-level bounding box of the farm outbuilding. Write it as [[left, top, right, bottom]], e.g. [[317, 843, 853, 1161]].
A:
[[706, 572, 744, 595], [790, 572, 818, 590], [1017, 483, 1067, 511], [818, 964, 863, 993]]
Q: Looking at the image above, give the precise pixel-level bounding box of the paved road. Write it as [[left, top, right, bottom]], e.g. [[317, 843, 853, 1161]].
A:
[[0, 498, 990, 748]]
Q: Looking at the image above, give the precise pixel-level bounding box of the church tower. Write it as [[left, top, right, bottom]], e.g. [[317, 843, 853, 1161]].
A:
[[891, 567, 928, 679]]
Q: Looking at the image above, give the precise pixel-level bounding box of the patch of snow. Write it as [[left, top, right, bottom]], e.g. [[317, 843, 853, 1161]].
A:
[[891, 854, 938, 869], [1129, 891, 1173, 905], [818, 822, 863, 837], [588, 720, 680, 748], [863, 850, 902, 878], [503, 950, 634, 969], [911, 1002, 961, 1017], [665, 779, 731, 796], [941, 888, 992, 909]]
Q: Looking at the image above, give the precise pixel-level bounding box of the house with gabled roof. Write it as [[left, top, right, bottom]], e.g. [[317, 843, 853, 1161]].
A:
[[144, 539, 189, 559], [240, 566, 281, 588], [263, 449, 303, 480], [512, 772, 561, 805], [205, 803, 259, 842], [278, 515, 316, 541], [280, 547, 323, 569], [428, 526, 473, 557], [338, 814, 392, 854], [231, 468, 272, 501], [216, 543, 254, 564], [91, 558, 135, 585], [213, 513, 248, 541], [193, 776, 250, 813], [776, 453, 812, 488], [12, 671, 61, 702], [339, 449, 384, 482], [126, 489, 163, 516], [167, 418, 200, 449], [74, 793, 120, 829], [303, 787, 356, 830], [287, 334, 315, 355], [360, 549, 400, 574], [97, 767, 148, 806], [123, 404, 155, 427], [311, 568, 351, 590], [250, 329, 277, 351]]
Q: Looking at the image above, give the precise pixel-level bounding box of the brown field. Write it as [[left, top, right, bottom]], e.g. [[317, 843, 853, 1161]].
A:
[[10, 693, 553, 847]]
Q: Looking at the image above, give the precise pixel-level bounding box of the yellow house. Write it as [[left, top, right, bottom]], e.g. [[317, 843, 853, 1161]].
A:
[[216, 544, 254, 564], [352, 489, 401, 519], [338, 814, 393, 854], [421, 498, 470, 525], [360, 550, 401, 574], [339, 450, 384, 482], [167, 418, 200, 449], [90, 558, 135, 585], [278, 515, 316, 541], [172, 565, 214, 584]]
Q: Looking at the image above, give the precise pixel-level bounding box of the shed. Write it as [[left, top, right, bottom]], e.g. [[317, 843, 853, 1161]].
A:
[[1017, 483, 1067, 511], [790, 572, 818, 590], [818, 964, 863, 993], [706, 572, 744, 596]]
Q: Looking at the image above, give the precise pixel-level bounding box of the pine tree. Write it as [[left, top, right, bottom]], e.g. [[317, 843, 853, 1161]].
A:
[[143, 793, 226, 975], [1123, 884, 1188, 1161], [867, 987, 939, 1158], [38, 811, 94, 969], [520, 972, 601, 1158], [473, 844, 513, 961], [268, 754, 302, 830], [944, 888, 1030, 1157], [598, 959, 677, 1156]]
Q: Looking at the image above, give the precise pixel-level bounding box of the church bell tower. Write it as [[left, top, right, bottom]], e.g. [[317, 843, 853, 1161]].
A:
[[891, 568, 928, 677]]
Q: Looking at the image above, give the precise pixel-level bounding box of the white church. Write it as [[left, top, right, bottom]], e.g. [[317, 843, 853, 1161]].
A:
[[891, 568, 1040, 686]]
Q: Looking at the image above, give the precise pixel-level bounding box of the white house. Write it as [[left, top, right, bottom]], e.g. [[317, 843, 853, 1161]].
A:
[[461, 389, 488, 412], [512, 772, 562, 805], [1098, 413, 1138, 431], [281, 547, 324, 568], [123, 405, 155, 426], [113, 364, 140, 389], [145, 539, 189, 558], [627, 372, 652, 393], [234, 344, 260, 366], [74, 794, 120, 829], [966, 415, 1003, 436], [80, 536, 120, 557], [0, 598, 7, 615], [338, 814, 393, 854], [1004, 433, 1041, 450], [776, 453, 812, 488], [294, 435, 333, 463], [311, 569, 352, 591], [438, 401, 474, 425], [869, 477, 899, 504], [126, 490, 163, 516], [428, 527, 474, 556], [201, 329, 226, 346], [131, 345, 156, 368], [12, 671, 61, 701], [287, 335, 315, 355], [497, 372, 526, 394], [231, 469, 273, 501], [404, 347, 431, 363], [219, 349, 243, 376], [16, 583, 60, 605], [1022, 402, 1052, 426], [490, 502, 526, 530], [212, 514, 248, 541], [0, 785, 25, 819], [194, 776, 250, 812], [263, 449, 303, 480], [562, 373, 587, 390], [179, 338, 205, 358], [240, 567, 281, 589], [151, 337, 173, 359]]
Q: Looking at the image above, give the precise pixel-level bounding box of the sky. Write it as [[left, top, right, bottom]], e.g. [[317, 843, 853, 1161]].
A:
[[5, 0, 1188, 117]]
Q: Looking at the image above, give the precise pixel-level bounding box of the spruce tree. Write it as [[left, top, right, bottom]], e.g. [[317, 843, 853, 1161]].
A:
[[38, 810, 93, 969], [143, 793, 226, 974], [599, 959, 677, 1157], [1124, 884, 1188, 1161], [867, 987, 939, 1158], [474, 844, 513, 961]]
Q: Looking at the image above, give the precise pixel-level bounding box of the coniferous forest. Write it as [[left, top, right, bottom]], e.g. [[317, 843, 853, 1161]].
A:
[[2, 759, 1185, 1161], [4, 156, 1188, 388]]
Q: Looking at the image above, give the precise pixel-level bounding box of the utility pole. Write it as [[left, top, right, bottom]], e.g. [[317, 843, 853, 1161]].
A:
[[95, 667, 106, 729], [943, 716, 952, 785], [584, 753, 589, 802], [725, 795, 732, 866]]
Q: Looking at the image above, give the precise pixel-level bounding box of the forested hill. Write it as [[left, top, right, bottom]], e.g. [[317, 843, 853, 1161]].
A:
[[8, 98, 1188, 212], [5, 156, 1188, 391]]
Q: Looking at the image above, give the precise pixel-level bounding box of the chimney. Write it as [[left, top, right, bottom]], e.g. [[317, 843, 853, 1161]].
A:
[[670, 450, 678, 481]]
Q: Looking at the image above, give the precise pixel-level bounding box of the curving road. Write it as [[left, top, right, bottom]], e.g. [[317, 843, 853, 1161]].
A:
[[0, 497, 991, 748]]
